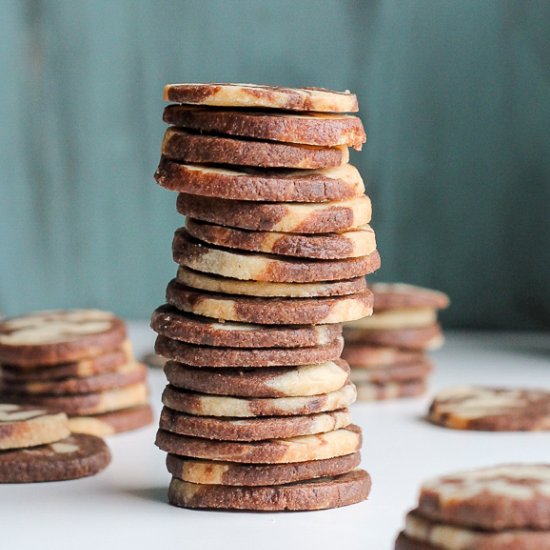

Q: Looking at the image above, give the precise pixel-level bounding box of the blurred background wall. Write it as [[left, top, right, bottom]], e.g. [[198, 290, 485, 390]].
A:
[[0, 0, 549, 329]]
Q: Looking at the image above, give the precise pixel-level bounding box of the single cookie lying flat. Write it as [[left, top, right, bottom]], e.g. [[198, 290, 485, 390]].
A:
[[166, 280, 373, 325], [350, 360, 432, 384], [0, 404, 69, 450], [343, 324, 443, 350], [155, 334, 343, 367], [163, 83, 359, 113], [164, 360, 350, 398], [162, 128, 349, 169], [0, 433, 111, 482], [168, 469, 371, 511], [355, 379, 427, 401], [163, 105, 366, 148], [176, 193, 371, 234], [184, 219, 376, 259], [162, 382, 356, 417], [0, 309, 127, 366], [155, 159, 365, 202], [341, 345, 423, 368], [151, 305, 341, 348], [428, 386, 550, 431], [372, 283, 450, 311]]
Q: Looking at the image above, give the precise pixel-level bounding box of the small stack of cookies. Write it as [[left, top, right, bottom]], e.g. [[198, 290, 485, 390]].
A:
[[395, 464, 550, 549], [152, 83, 380, 511], [0, 310, 152, 436], [343, 283, 449, 401]]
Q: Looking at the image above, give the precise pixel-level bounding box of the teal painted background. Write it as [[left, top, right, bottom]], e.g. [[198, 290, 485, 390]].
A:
[[0, 0, 549, 329]]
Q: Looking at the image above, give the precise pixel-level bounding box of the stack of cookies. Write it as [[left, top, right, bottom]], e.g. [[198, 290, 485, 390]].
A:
[[395, 464, 550, 549], [152, 83, 380, 511], [343, 283, 449, 401], [0, 310, 152, 436]]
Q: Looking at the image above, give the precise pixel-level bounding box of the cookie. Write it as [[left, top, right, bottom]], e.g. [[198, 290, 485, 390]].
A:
[[166, 280, 374, 325], [155, 334, 343, 367], [151, 305, 342, 348], [159, 407, 351, 441], [162, 128, 349, 169], [344, 308, 437, 330], [162, 382, 356, 417], [156, 424, 362, 463], [164, 360, 350, 398], [428, 386, 550, 431], [341, 344, 423, 368], [16, 382, 149, 415], [0, 309, 127, 366], [350, 360, 432, 384], [343, 324, 443, 350], [141, 352, 167, 369], [2, 362, 147, 395], [355, 379, 427, 401], [168, 469, 371, 511], [372, 283, 450, 311], [0, 433, 111, 482], [394, 532, 436, 549], [167, 452, 361, 486], [67, 404, 154, 437], [0, 404, 69, 450], [173, 232, 379, 283], [155, 158, 365, 202], [176, 266, 367, 298], [176, 193, 372, 234], [418, 464, 550, 530], [185, 218, 376, 259], [0, 342, 133, 381], [163, 83, 359, 113]]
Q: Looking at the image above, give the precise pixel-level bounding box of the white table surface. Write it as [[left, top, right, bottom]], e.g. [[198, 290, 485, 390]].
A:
[[2, 325, 549, 550]]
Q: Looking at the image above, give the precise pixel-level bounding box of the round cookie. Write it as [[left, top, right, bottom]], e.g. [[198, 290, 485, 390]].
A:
[[164, 360, 350, 398], [155, 159, 365, 202], [2, 362, 147, 395], [163, 105, 366, 149], [428, 386, 550, 431], [173, 231, 379, 283], [0, 404, 69, 450], [176, 266, 367, 298], [0, 309, 127, 366], [394, 532, 437, 550], [350, 360, 433, 384], [151, 305, 342, 349], [355, 379, 427, 401], [176, 193, 372, 234], [159, 407, 351, 441], [162, 127, 349, 169], [0, 433, 111, 483], [156, 424, 362, 463], [166, 280, 374, 325], [372, 282, 450, 311], [344, 308, 437, 330], [162, 383, 356, 418], [343, 324, 443, 350], [185, 219, 376, 260], [341, 344, 423, 368], [155, 334, 343, 367], [168, 469, 371, 511], [67, 404, 154, 437], [167, 452, 361, 486], [163, 83, 359, 113], [418, 464, 550, 530]]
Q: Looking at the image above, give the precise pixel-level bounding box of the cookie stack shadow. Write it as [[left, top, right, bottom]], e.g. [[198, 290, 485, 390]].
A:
[[151, 82, 380, 511], [343, 284, 449, 401]]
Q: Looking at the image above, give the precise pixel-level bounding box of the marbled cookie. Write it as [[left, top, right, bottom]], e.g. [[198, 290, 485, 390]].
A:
[[355, 379, 427, 401], [0, 404, 69, 450], [162, 382, 356, 417], [166, 280, 373, 325], [372, 283, 450, 311], [164, 360, 350, 398], [0, 433, 111, 482], [344, 324, 443, 350], [163, 83, 359, 113], [163, 105, 365, 148], [0, 309, 127, 366], [156, 424, 362, 463], [350, 360, 432, 384], [162, 128, 349, 169], [155, 334, 343, 367], [428, 386, 550, 431], [168, 469, 371, 511], [176, 193, 372, 234], [344, 308, 437, 330], [185, 218, 376, 259], [342, 344, 423, 368], [151, 305, 342, 348]]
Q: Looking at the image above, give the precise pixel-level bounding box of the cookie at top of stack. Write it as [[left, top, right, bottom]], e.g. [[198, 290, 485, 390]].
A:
[[0, 310, 153, 437], [152, 82, 379, 511], [343, 283, 449, 401]]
